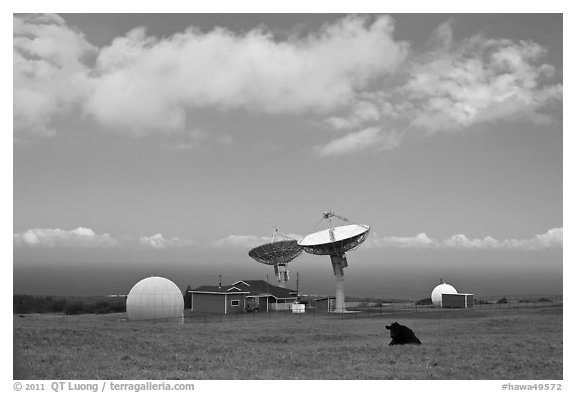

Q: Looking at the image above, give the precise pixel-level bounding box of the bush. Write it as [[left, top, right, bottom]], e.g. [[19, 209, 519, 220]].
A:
[[86, 300, 126, 314], [63, 302, 85, 315], [538, 297, 552, 303], [51, 299, 67, 312], [416, 298, 432, 306], [13, 295, 52, 314], [109, 302, 126, 313], [497, 297, 508, 304], [14, 295, 127, 315]]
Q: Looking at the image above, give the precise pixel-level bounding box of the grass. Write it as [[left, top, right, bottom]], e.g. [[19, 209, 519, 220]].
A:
[[14, 305, 562, 380]]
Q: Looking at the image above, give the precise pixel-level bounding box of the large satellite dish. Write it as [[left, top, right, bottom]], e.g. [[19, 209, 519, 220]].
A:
[[298, 211, 370, 313], [298, 224, 370, 256], [248, 228, 303, 288]]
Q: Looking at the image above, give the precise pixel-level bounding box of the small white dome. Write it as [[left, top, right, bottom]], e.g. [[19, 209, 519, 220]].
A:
[[431, 283, 458, 307], [127, 276, 184, 320]]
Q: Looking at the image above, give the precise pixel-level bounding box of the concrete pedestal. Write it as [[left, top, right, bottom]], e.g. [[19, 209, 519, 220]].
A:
[[330, 254, 348, 312]]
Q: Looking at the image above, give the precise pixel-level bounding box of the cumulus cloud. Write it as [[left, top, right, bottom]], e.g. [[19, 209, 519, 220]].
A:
[[85, 15, 408, 135], [211, 233, 302, 248], [13, 14, 562, 153], [13, 227, 118, 248], [314, 127, 403, 156], [404, 21, 562, 133], [211, 235, 268, 249], [139, 233, 193, 249], [13, 14, 96, 137], [324, 99, 382, 131], [318, 20, 561, 150], [12, 227, 197, 249], [500, 227, 563, 250], [368, 232, 439, 249], [442, 234, 502, 249], [369, 228, 562, 250]]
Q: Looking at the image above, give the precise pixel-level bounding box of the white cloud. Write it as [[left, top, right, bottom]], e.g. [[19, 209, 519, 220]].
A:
[[501, 227, 563, 250], [12, 227, 197, 249], [13, 15, 562, 154], [369, 228, 562, 250], [211, 235, 268, 249], [211, 233, 302, 248], [13, 227, 118, 248], [442, 234, 501, 249], [139, 233, 193, 249], [324, 99, 382, 131], [315, 127, 402, 156], [85, 15, 408, 135], [368, 232, 439, 249], [13, 14, 96, 137], [404, 22, 562, 133]]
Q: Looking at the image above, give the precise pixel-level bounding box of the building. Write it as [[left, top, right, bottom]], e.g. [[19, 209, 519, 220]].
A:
[[431, 282, 458, 307], [313, 297, 336, 312], [126, 276, 184, 321], [188, 280, 299, 314], [442, 293, 474, 309]]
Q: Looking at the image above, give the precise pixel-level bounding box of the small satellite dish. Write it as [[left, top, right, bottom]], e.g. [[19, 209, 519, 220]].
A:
[[298, 211, 370, 313], [249, 239, 302, 265], [248, 228, 303, 288]]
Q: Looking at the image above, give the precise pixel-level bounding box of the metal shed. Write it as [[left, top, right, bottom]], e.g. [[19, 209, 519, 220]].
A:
[[314, 297, 336, 312], [442, 293, 474, 308]]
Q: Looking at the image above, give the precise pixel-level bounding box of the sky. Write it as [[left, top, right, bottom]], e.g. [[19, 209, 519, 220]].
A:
[[12, 13, 563, 300]]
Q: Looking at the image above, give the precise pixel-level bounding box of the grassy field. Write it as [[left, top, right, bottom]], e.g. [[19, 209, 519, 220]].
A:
[[14, 305, 562, 380]]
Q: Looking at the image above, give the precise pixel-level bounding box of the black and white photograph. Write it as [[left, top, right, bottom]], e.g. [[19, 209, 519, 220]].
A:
[[11, 7, 567, 387]]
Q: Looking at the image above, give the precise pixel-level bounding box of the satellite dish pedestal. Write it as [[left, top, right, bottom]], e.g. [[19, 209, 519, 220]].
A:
[[273, 263, 290, 288], [298, 211, 369, 314], [330, 254, 348, 312]]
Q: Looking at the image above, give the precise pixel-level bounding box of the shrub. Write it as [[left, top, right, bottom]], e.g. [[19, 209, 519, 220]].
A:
[[497, 297, 508, 304], [63, 302, 85, 315], [416, 298, 432, 306], [13, 295, 52, 314], [51, 299, 67, 312], [109, 302, 126, 313]]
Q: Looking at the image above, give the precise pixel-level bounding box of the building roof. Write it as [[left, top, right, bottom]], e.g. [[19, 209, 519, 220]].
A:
[[191, 285, 250, 294], [443, 293, 475, 296], [190, 280, 297, 299]]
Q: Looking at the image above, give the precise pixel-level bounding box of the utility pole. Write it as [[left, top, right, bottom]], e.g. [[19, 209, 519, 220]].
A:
[[266, 274, 269, 313], [297, 272, 300, 300]]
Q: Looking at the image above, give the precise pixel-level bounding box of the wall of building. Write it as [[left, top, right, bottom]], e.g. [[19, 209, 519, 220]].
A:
[[225, 294, 246, 314], [192, 293, 225, 314], [248, 296, 269, 312], [191, 293, 247, 314], [442, 294, 474, 308], [315, 298, 334, 312]]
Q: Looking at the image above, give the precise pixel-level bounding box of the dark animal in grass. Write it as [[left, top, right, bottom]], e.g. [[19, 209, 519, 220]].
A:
[[385, 322, 421, 345]]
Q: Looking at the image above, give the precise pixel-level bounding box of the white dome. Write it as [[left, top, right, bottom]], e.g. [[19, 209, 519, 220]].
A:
[[127, 276, 184, 320], [431, 283, 458, 307]]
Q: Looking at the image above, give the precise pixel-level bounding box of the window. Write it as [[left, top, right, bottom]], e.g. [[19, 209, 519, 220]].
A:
[[231, 299, 240, 307]]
